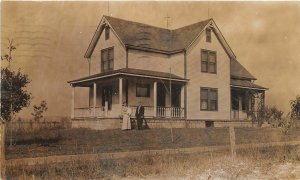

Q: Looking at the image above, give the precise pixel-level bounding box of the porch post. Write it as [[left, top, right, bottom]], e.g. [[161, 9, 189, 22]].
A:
[[153, 81, 157, 117], [93, 83, 97, 117], [119, 78, 123, 114], [181, 85, 184, 118], [184, 86, 187, 119], [71, 85, 75, 119]]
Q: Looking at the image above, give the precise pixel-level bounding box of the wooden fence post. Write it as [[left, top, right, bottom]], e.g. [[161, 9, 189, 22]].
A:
[[0, 121, 6, 179], [229, 126, 236, 160]]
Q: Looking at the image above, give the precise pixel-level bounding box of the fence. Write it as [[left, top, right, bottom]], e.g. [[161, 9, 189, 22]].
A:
[[4, 119, 71, 146]]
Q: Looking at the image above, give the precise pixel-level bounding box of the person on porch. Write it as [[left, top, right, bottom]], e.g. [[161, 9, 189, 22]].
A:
[[122, 102, 132, 130], [135, 102, 144, 130]]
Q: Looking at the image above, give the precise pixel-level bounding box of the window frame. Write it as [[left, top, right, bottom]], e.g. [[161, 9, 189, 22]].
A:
[[206, 28, 212, 42], [201, 49, 217, 74], [200, 87, 218, 111], [101, 47, 114, 72], [136, 83, 150, 97]]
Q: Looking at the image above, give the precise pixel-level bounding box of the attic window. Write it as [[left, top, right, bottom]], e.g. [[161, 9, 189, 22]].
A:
[[206, 28, 211, 42], [105, 26, 110, 40]]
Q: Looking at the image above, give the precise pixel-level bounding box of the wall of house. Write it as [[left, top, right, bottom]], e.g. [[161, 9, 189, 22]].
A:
[[127, 79, 155, 107], [127, 49, 184, 77], [186, 28, 231, 120], [89, 28, 126, 75]]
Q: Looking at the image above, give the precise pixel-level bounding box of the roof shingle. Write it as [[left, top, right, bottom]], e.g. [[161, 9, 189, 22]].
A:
[[104, 16, 211, 52], [85, 16, 258, 81], [230, 59, 256, 80], [231, 79, 267, 90]]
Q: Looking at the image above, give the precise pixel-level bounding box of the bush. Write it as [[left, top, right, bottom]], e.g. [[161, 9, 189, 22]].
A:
[[260, 106, 283, 127], [290, 95, 300, 120]]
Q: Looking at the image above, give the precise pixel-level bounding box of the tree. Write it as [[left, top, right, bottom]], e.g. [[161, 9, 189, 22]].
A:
[[32, 101, 48, 122], [1, 68, 31, 121], [1, 39, 31, 122]]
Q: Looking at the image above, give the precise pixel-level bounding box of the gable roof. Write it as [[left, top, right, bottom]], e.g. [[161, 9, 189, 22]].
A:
[[84, 16, 256, 80], [85, 16, 214, 57]]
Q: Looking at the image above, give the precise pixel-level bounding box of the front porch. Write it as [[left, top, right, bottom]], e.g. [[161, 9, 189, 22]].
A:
[[69, 68, 187, 120], [230, 79, 267, 121]]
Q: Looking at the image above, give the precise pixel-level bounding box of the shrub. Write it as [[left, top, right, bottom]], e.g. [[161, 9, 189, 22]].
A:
[[260, 106, 283, 127], [290, 95, 300, 120]]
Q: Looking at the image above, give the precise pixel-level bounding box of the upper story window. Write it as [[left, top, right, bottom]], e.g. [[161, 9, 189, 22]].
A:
[[206, 28, 211, 42], [200, 87, 218, 111], [101, 47, 114, 72], [136, 83, 150, 97], [105, 26, 110, 40], [201, 49, 217, 74]]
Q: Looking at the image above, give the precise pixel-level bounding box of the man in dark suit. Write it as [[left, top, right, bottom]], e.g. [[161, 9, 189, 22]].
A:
[[135, 103, 144, 130]]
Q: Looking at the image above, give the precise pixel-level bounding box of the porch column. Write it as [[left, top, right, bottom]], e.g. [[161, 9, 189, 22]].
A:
[[71, 85, 75, 119], [93, 83, 97, 117], [184, 86, 187, 119], [181, 85, 185, 118], [119, 78, 123, 113], [238, 96, 242, 112], [153, 81, 157, 117]]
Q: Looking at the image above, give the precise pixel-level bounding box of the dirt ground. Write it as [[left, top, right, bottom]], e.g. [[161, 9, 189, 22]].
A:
[[124, 158, 300, 180], [5, 127, 300, 159]]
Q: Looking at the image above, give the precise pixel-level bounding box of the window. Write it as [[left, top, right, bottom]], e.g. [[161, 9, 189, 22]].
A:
[[105, 26, 110, 40], [201, 49, 216, 73], [206, 28, 211, 42], [200, 88, 218, 111], [205, 121, 214, 127], [136, 84, 150, 97], [101, 47, 114, 72]]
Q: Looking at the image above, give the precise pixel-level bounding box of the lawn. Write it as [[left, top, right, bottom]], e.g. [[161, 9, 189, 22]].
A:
[[6, 145, 300, 179], [5, 127, 300, 160]]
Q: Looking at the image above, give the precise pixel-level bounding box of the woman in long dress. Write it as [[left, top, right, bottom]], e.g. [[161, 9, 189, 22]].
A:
[[122, 104, 132, 130]]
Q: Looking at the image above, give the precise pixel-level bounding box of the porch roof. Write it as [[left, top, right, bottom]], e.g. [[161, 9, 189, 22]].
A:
[[230, 79, 267, 91], [68, 68, 188, 85]]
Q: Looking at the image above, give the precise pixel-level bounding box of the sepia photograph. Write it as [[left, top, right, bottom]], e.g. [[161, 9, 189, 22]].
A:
[[1, 0, 300, 179]]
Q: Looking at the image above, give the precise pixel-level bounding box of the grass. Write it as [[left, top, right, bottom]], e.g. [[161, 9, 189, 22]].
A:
[[5, 127, 300, 159], [6, 144, 300, 179]]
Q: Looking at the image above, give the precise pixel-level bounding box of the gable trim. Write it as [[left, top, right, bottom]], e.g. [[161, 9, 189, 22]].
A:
[[185, 19, 236, 60], [84, 16, 126, 58]]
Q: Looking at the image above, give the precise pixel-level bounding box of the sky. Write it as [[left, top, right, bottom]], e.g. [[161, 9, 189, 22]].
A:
[[1, 1, 300, 119]]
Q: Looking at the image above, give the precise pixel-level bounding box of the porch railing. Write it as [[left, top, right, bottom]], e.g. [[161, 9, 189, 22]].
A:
[[157, 106, 184, 118], [130, 106, 184, 118], [74, 106, 185, 119]]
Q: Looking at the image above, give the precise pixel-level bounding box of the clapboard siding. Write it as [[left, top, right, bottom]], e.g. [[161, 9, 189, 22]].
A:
[[128, 49, 184, 77], [89, 28, 126, 75]]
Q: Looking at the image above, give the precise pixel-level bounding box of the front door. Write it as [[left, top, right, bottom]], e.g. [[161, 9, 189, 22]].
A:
[[171, 84, 181, 107], [102, 86, 112, 110], [171, 84, 181, 117]]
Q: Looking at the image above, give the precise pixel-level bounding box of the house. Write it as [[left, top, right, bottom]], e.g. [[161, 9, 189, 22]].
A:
[[68, 16, 267, 129]]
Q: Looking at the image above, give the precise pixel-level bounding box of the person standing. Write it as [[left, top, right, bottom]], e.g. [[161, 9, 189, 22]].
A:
[[122, 103, 132, 130], [135, 102, 144, 130]]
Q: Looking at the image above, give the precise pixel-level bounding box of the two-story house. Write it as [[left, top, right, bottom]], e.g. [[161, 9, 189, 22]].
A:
[[68, 16, 267, 129]]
